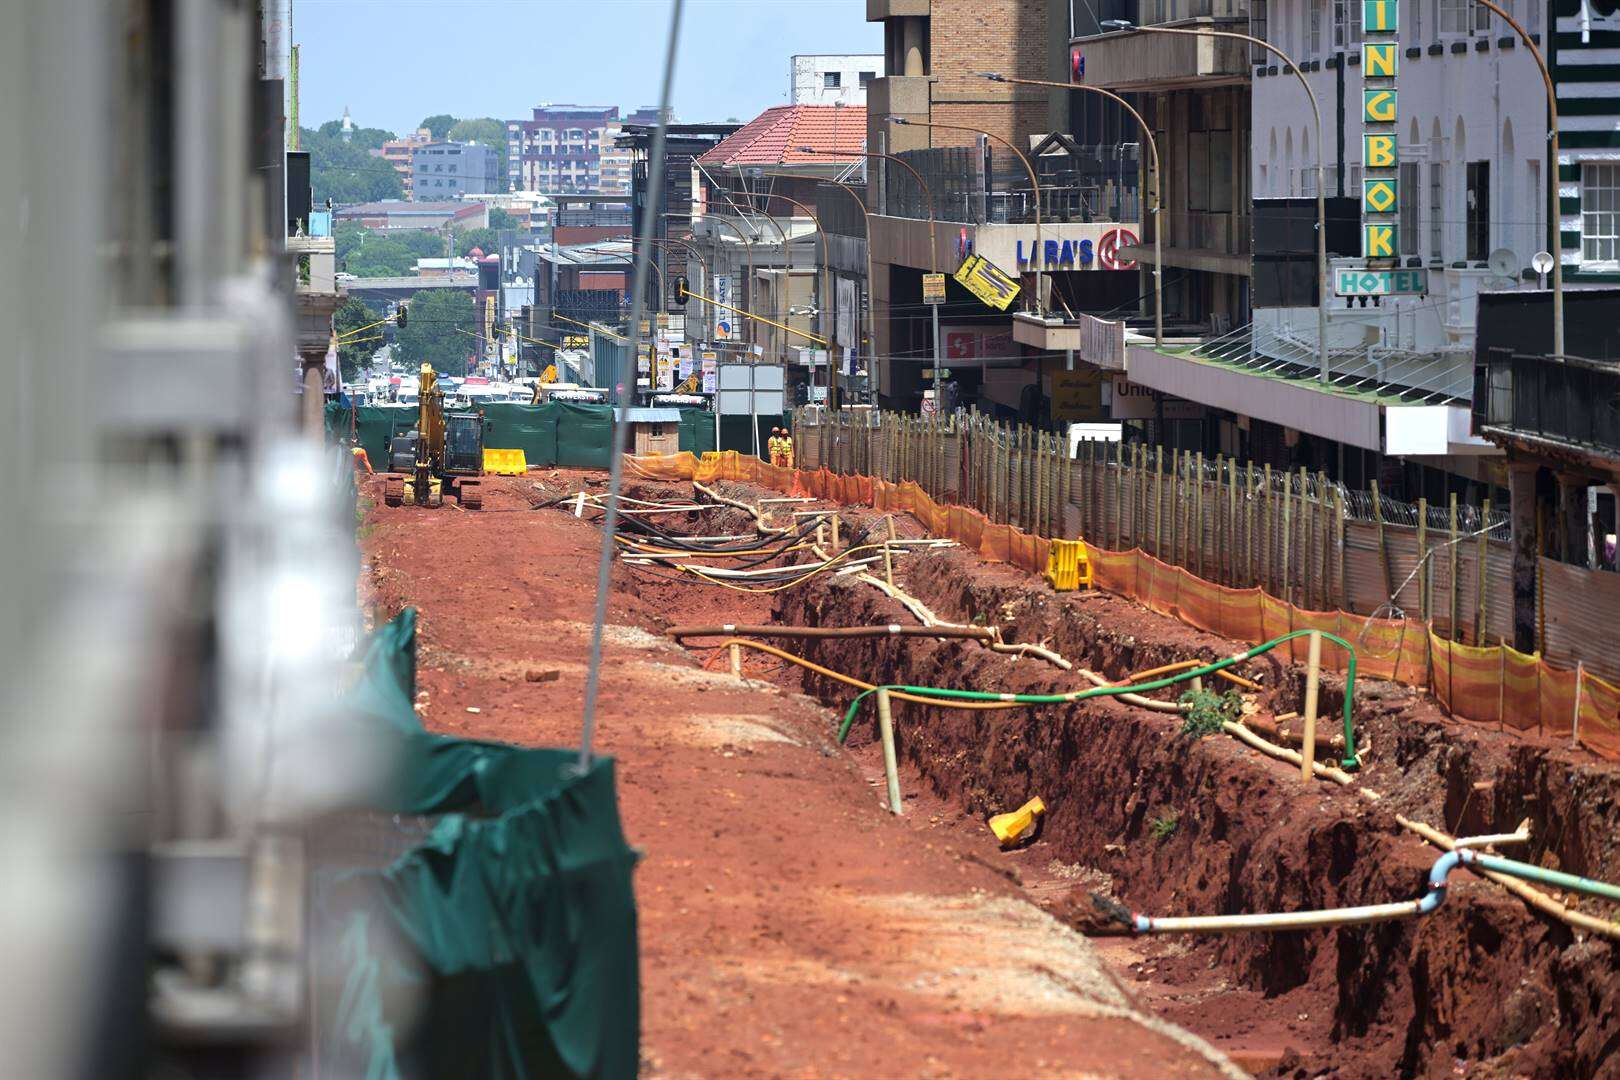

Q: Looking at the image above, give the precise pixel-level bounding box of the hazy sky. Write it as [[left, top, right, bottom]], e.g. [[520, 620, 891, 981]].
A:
[[294, 0, 881, 135]]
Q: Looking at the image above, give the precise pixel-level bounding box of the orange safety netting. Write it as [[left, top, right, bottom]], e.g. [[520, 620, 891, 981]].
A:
[[621, 451, 1620, 762]]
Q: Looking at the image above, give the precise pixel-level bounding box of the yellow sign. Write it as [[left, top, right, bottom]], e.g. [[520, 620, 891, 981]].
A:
[[562, 334, 589, 349], [1050, 367, 1103, 422], [1363, 43, 1398, 77], [1363, 89, 1397, 123], [953, 254, 1021, 311], [1363, 0, 1397, 31], [1363, 224, 1397, 258], [1364, 134, 1397, 168], [922, 272, 947, 305], [1363, 178, 1397, 214]]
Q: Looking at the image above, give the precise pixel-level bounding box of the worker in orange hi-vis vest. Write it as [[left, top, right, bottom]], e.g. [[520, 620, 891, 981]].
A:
[[350, 444, 373, 474], [767, 428, 783, 467], [780, 428, 794, 469]]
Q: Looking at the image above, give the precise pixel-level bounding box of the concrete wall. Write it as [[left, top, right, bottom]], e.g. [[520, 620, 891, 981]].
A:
[[790, 54, 882, 105]]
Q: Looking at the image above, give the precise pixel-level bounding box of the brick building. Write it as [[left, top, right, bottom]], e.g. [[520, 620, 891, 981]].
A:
[[507, 106, 661, 194], [866, 0, 1072, 155]]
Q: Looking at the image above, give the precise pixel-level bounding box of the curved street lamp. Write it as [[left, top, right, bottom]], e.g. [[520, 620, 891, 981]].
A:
[[1102, 19, 1326, 379], [979, 72, 1163, 347], [890, 115, 1045, 318]]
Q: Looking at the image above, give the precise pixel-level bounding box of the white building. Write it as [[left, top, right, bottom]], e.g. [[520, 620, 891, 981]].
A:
[[1252, 1, 1545, 365], [789, 54, 882, 105]]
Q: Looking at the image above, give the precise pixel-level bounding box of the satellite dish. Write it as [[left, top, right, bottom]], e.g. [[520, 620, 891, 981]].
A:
[[1487, 247, 1519, 277], [1532, 250, 1555, 275]]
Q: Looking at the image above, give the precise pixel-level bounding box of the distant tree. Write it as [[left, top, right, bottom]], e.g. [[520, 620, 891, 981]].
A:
[[454, 227, 499, 257], [488, 207, 517, 231], [393, 290, 478, 376], [334, 298, 383, 382], [302, 124, 402, 206], [339, 227, 449, 278], [419, 114, 457, 140]]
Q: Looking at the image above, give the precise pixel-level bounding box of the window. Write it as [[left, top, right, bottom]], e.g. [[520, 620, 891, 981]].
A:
[[1582, 163, 1620, 266], [1310, 0, 1324, 55], [824, 71, 842, 88], [1399, 161, 1419, 255], [1429, 162, 1444, 260], [1466, 161, 1490, 261], [1334, 0, 1363, 47], [1440, 0, 1487, 33], [859, 71, 876, 86], [1250, 0, 1269, 63]]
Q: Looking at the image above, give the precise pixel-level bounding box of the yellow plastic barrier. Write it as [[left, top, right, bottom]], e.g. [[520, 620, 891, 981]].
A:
[[1043, 539, 1092, 592], [483, 448, 527, 475]]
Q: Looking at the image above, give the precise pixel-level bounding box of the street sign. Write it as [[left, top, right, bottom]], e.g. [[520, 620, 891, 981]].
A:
[[922, 272, 946, 305], [1333, 268, 1429, 296], [952, 253, 1020, 311], [1362, 178, 1397, 214], [1362, 224, 1397, 259]]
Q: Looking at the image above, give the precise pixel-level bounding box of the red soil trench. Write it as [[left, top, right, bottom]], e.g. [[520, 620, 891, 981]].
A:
[[618, 474, 1620, 1079]]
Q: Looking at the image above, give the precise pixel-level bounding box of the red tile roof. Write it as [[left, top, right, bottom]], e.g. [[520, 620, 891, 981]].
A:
[[697, 105, 867, 167]]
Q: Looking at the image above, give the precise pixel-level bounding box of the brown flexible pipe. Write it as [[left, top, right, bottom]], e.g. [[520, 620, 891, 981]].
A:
[[670, 623, 997, 642]]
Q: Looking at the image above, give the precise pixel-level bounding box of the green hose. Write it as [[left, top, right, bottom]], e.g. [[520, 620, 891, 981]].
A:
[[836, 629, 1361, 770]]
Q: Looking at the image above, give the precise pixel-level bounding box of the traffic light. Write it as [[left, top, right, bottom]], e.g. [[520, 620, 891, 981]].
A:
[[395, 303, 408, 328], [673, 275, 688, 307]]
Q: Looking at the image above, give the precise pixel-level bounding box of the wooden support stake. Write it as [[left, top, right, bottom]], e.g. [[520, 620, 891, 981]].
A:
[[1247, 463, 1258, 586], [1153, 446, 1164, 558], [1195, 452, 1206, 578], [1281, 469, 1293, 605], [1262, 463, 1273, 592], [1573, 660, 1585, 750], [1458, 492, 1470, 641], [1335, 485, 1348, 611], [876, 688, 903, 815], [1113, 438, 1125, 550], [1300, 630, 1323, 781], [883, 541, 895, 586], [1371, 478, 1393, 602], [1476, 498, 1491, 645], [830, 514, 841, 551], [729, 642, 742, 680], [1416, 496, 1429, 623]]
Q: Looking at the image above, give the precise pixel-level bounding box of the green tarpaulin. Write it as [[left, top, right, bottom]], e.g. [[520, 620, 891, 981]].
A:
[[327, 400, 716, 471], [325, 610, 639, 1078]]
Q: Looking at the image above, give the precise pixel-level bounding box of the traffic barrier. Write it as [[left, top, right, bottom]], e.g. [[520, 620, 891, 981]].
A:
[[1043, 539, 1092, 592], [623, 451, 1620, 762], [482, 447, 528, 475]]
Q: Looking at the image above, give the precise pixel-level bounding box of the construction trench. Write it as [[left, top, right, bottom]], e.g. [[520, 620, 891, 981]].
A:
[[539, 469, 1620, 1078]]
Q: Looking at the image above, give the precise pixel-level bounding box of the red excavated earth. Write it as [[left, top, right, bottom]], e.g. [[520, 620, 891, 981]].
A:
[[357, 470, 1240, 1079]]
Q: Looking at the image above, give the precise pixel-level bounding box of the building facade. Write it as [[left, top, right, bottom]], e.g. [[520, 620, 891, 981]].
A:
[[790, 54, 884, 105], [373, 128, 432, 197], [507, 105, 660, 195], [409, 141, 499, 200], [333, 199, 488, 231], [1553, 0, 1620, 285]]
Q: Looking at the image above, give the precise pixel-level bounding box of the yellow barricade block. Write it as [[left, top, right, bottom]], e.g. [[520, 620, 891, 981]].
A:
[[482, 448, 527, 475], [1043, 538, 1092, 591]]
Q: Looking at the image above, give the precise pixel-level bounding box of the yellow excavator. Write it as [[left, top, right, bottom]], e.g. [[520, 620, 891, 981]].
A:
[[528, 363, 560, 405], [383, 364, 484, 510]]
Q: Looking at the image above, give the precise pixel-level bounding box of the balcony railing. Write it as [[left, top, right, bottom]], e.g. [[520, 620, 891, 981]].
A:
[[1473, 350, 1620, 456], [1192, 322, 1476, 403], [885, 143, 1141, 226]]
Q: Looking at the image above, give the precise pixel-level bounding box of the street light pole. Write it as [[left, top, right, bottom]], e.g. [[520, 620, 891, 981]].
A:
[[890, 116, 1046, 319], [1103, 20, 1326, 379], [795, 144, 940, 399], [979, 72, 1163, 347]]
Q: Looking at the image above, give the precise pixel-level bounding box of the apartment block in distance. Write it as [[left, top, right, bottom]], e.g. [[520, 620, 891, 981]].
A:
[[790, 54, 883, 105], [409, 141, 499, 200]]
